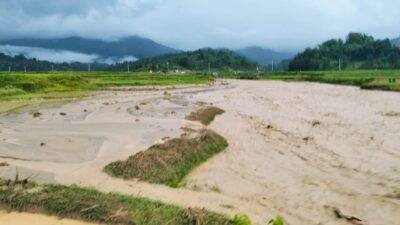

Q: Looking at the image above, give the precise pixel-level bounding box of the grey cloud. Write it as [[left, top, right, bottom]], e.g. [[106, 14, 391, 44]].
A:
[[0, 0, 399, 51]]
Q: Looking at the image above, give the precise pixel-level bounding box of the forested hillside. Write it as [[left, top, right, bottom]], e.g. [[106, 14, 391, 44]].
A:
[[0, 49, 258, 72], [289, 33, 400, 71], [114, 48, 258, 71]]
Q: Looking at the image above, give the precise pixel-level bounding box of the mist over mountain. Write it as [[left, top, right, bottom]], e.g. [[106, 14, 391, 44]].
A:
[[0, 36, 179, 63], [235, 46, 295, 66], [393, 37, 400, 47], [0, 45, 98, 63]]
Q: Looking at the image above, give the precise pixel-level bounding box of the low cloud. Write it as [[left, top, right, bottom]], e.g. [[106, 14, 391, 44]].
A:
[[0, 45, 138, 64], [97, 56, 138, 64], [0, 45, 98, 63]]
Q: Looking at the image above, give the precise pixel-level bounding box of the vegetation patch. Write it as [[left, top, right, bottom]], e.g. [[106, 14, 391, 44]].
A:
[[260, 70, 400, 92], [104, 129, 228, 187], [0, 179, 232, 225], [0, 72, 213, 100], [186, 106, 225, 125], [289, 32, 400, 71]]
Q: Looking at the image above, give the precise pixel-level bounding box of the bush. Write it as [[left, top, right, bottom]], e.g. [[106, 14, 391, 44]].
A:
[[268, 216, 285, 225], [232, 214, 252, 225]]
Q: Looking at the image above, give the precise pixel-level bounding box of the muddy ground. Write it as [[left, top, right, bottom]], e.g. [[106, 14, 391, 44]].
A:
[[0, 80, 399, 225], [0, 211, 97, 225]]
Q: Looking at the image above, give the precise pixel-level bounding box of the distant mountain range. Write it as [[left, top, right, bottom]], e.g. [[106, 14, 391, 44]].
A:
[[235, 46, 294, 66], [0, 36, 179, 61], [0, 35, 296, 70]]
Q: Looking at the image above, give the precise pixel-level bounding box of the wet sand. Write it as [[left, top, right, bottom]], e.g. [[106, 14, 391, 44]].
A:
[[0, 80, 399, 225]]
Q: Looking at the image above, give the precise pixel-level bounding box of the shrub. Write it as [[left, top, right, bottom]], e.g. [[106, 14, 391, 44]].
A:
[[232, 214, 252, 225], [268, 216, 285, 225]]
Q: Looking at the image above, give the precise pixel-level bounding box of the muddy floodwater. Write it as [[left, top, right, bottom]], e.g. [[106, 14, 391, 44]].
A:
[[0, 211, 99, 225], [0, 80, 399, 225]]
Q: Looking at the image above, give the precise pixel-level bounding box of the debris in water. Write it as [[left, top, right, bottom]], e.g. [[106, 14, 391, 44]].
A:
[[303, 136, 314, 142], [32, 112, 42, 118], [333, 207, 364, 225], [311, 120, 321, 127], [266, 124, 274, 129], [382, 111, 400, 117]]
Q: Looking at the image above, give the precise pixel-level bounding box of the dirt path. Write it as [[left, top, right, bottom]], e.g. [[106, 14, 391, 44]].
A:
[[0, 80, 399, 225]]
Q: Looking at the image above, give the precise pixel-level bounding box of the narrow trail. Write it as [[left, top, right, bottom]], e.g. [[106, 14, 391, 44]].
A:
[[1, 80, 399, 225]]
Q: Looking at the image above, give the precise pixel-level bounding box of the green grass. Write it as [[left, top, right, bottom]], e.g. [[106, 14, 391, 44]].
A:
[[186, 106, 225, 125], [0, 71, 213, 114], [0, 71, 213, 101], [105, 129, 228, 188], [231, 214, 252, 225], [268, 216, 285, 225], [260, 70, 400, 91], [0, 180, 233, 225]]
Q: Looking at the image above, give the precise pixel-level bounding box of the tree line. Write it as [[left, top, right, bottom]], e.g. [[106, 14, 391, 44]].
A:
[[0, 48, 258, 72], [289, 33, 400, 71]]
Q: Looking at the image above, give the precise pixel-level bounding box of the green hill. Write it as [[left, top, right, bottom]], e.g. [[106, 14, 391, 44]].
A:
[[289, 33, 400, 71], [117, 48, 258, 71]]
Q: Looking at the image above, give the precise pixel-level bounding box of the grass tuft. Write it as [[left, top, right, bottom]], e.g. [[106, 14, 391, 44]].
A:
[[186, 106, 225, 125], [0, 180, 231, 225], [104, 129, 228, 187], [268, 216, 285, 225], [232, 214, 252, 225]]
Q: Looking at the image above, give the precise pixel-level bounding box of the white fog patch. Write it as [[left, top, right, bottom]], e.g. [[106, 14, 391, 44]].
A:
[[0, 45, 98, 63], [97, 56, 138, 64], [0, 45, 139, 64]]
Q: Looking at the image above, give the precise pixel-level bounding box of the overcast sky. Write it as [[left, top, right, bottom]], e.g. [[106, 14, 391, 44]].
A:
[[0, 0, 399, 51]]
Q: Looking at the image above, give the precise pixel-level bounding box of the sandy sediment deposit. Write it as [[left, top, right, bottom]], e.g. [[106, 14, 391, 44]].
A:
[[0, 211, 99, 225], [1, 80, 399, 225]]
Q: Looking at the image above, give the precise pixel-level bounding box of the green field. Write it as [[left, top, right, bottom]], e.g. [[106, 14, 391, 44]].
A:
[[0, 72, 212, 113], [0, 72, 212, 99], [261, 70, 400, 91]]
